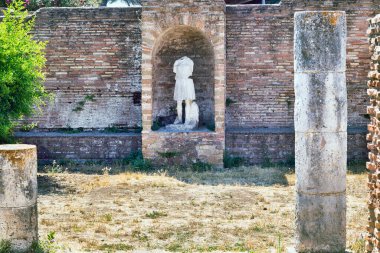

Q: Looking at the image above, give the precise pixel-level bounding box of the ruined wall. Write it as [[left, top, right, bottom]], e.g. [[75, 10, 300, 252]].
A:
[[366, 14, 380, 253], [28, 8, 142, 129], [18, 0, 378, 163]]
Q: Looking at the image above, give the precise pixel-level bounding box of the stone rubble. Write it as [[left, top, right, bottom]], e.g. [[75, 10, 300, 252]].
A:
[[366, 14, 380, 253]]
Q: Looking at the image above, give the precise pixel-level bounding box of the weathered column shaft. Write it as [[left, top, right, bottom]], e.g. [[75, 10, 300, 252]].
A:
[[0, 145, 38, 252], [294, 11, 347, 252]]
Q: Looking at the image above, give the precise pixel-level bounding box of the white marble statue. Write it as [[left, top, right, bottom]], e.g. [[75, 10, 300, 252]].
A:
[[167, 56, 199, 130]]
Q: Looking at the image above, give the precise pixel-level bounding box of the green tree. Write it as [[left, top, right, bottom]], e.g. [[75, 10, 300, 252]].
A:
[[0, 0, 48, 143]]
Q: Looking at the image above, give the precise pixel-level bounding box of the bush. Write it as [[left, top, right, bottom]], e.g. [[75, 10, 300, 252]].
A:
[[0, 0, 49, 143]]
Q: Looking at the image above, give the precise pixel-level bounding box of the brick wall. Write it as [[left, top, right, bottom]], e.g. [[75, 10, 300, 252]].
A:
[[225, 0, 379, 129], [15, 0, 378, 163], [28, 8, 142, 129], [15, 132, 141, 162]]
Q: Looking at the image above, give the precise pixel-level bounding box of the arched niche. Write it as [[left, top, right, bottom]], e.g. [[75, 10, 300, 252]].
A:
[[152, 25, 215, 129]]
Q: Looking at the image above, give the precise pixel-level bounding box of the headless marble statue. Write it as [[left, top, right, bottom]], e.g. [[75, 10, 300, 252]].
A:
[[167, 56, 199, 130]]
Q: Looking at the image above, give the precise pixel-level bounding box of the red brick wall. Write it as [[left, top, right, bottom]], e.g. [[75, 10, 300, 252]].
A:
[[225, 0, 379, 129], [15, 1, 378, 163], [27, 1, 378, 131], [28, 8, 142, 130]]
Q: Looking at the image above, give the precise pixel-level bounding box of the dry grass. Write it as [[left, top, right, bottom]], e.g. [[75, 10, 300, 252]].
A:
[[37, 166, 367, 253]]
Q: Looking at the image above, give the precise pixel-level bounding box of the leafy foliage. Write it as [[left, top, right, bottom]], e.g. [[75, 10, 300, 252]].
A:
[[0, 0, 48, 143]]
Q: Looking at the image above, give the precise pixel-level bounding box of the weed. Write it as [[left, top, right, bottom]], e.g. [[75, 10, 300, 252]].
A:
[[43, 160, 67, 174], [0, 240, 11, 253], [224, 151, 244, 168], [30, 231, 59, 253], [101, 167, 112, 175], [119, 151, 155, 172], [145, 210, 167, 219], [158, 151, 181, 159], [20, 122, 37, 132], [167, 242, 182, 251], [350, 237, 365, 253], [72, 95, 95, 112], [262, 156, 274, 168], [277, 234, 283, 253], [348, 160, 366, 174], [101, 213, 113, 222], [191, 161, 213, 172], [84, 94, 95, 102], [60, 127, 83, 134], [131, 230, 149, 242]]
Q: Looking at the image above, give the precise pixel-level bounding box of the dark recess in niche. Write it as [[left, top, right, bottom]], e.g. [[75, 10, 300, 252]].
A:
[[133, 92, 142, 105]]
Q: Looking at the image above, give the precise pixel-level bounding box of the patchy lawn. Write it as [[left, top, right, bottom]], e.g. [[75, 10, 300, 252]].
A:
[[37, 165, 367, 253]]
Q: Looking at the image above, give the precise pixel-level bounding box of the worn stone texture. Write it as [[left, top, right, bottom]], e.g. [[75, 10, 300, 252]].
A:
[[294, 72, 347, 133], [295, 132, 347, 194], [294, 11, 347, 252], [294, 11, 346, 73], [143, 131, 224, 166], [0, 145, 38, 252], [365, 13, 380, 253], [0, 205, 38, 252], [0, 145, 37, 208], [296, 193, 346, 253]]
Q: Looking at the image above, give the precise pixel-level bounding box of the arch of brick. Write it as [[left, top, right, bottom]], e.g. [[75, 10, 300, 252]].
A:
[[140, 0, 226, 166]]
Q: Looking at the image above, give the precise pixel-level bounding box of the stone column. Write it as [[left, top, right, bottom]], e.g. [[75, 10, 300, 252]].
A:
[[294, 12, 347, 252], [0, 145, 38, 252]]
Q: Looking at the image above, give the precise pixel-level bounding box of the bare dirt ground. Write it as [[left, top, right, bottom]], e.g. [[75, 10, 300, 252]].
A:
[[37, 165, 367, 253]]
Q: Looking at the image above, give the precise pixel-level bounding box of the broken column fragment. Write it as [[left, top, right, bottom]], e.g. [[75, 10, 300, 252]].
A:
[[0, 144, 38, 252]]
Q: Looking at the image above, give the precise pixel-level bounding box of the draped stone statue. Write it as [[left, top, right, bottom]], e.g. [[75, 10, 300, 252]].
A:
[[167, 56, 199, 130]]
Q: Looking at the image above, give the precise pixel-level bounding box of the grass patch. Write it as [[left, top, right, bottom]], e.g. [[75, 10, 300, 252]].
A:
[[191, 161, 213, 172], [145, 211, 168, 219], [101, 213, 113, 222]]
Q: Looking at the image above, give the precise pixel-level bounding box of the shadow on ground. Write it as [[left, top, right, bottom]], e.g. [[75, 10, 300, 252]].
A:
[[38, 174, 76, 195], [39, 162, 293, 187]]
